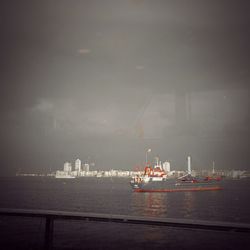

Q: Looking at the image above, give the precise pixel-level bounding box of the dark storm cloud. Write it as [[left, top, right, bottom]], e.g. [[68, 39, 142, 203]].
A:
[[0, 0, 249, 175]]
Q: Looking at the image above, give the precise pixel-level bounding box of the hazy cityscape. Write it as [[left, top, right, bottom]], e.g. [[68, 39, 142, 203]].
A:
[[1, 1, 250, 249], [16, 157, 250, 179]]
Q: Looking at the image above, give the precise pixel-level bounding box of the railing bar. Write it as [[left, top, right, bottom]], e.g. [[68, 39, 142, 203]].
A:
[[0, 208, 250, 233]]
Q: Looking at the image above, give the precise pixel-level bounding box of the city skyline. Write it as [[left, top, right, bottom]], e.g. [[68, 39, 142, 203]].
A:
[[1, 0, 250, 176]]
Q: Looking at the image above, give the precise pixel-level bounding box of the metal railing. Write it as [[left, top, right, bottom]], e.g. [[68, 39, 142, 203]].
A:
[[1, 208, 250, 249]]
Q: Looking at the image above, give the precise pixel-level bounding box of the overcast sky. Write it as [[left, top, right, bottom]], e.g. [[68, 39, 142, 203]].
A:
[[0, 0, 250, 175]]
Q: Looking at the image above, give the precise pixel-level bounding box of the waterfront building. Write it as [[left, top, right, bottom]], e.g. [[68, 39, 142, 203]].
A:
[[63, 162, 72, 172], [83, 163, 90, 172], [75, 159, 81, 172], [231, 170, 246, 179], [71, 171, 78, 177]]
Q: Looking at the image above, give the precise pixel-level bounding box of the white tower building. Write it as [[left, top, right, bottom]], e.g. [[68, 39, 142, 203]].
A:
[[63, 162, 72, 172], [75, 159, 81, 172], [187, 156, 191, 175]]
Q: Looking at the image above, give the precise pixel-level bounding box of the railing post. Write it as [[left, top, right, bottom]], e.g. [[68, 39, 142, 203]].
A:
[[44, 216, 54, 250]]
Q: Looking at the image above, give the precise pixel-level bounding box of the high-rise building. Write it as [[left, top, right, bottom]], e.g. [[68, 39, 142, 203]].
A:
[[75, 159, 81, 172], [63, 162, 72, 172], [187, 156, 191, 174], [83, 163, 90, 172]]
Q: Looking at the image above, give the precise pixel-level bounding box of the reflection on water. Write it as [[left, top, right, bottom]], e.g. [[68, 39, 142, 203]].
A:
[[0, 178, 249, 223], [131, 191, 197, 219], [182, 192, 195, 218], [131, 193, 168, 217]]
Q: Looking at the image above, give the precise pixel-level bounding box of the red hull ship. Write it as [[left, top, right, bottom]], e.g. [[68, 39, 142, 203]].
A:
[[130, 156, 222, 192]]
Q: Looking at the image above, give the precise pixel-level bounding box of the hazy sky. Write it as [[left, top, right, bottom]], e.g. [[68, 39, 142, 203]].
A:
[[1, 0, 250, 175]]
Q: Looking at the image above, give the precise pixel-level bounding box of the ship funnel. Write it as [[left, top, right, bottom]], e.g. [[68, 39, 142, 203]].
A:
[[187, 156, 191, 175]]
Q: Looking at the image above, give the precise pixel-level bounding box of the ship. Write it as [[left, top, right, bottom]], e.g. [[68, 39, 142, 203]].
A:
[[130, 156, 222, 192]]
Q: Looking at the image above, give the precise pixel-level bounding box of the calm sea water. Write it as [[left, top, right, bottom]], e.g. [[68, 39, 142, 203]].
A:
[[0, 177, 250, 223], [0, 177, 250, 249]]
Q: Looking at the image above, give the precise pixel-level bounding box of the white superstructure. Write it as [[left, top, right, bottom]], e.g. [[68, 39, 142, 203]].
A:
[[163, 161, 171, 172]]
